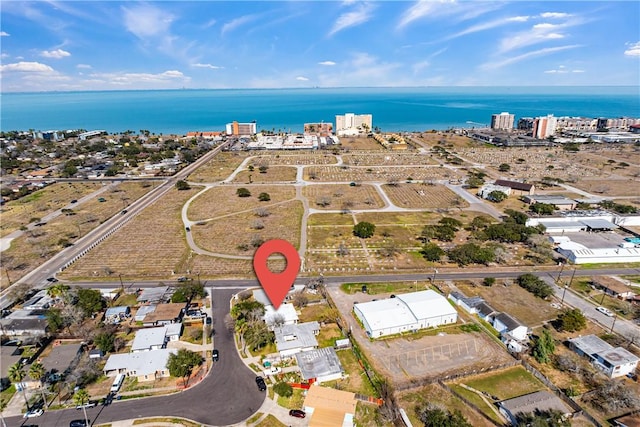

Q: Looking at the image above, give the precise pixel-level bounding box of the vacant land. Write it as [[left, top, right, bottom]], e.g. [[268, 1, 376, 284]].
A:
[[307, 212, 355, 226], [232, 166, 298, 183], [571, 178, 640, 197], [454, 281, 558, 326], [188, 185, 296, 219], [59, 187, 199, 281], [1, 182, 158, 288], [188, 151, 251, 182], [382, 183, 468, 209], [398, 384, 494, 427], [414, 132, 476, 149], [339, 137, 386, 151], [304, 184, 385, 210], [0, 182, 104, 237], [192, 200, 303, 256]]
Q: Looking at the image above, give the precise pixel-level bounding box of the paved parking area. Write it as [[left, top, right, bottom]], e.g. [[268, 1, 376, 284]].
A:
[[328, 286, 513, 384], [562, 231, 627, 248]]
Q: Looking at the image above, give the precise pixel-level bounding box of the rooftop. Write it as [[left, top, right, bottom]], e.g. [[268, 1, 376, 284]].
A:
[[500, 390, 571, 417], [569, 334, 613, 356], [41, 343, 83, 374], [131, 327, 167, 351], [137, 286, 171, 303], [592, 276, 633, 295], [598, 347, 639, 366], [304, 385, 357, 427], [494, 312, 525, 331], [396, 290, 458, 321], [274, 322, 319, 352], [141, 303, 184, 324], [295, 347, 344, 381], [494, 179, 534, 191], [103, 348, 177, 376]]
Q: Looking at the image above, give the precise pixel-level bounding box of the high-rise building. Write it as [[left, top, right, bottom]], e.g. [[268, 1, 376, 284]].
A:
[[225, 121, 257, 136], [532, 115, 557, 139], [517, 117, 534, 133], [490, 112, 514, 131], [335, 113, 372, 136]]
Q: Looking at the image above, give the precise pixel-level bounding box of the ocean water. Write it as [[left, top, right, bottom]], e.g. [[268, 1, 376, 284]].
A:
[[1, 87, 639, 135]]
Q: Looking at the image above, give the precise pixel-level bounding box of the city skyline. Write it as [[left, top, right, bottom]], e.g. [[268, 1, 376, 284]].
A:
[[1, 1, 639, 92]]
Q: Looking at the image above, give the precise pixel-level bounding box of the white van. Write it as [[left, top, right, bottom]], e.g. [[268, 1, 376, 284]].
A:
[[110, 373, 125, 393]]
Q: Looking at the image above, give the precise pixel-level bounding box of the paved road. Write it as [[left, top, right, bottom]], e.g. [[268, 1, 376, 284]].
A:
[[4, 288, 265, 427]]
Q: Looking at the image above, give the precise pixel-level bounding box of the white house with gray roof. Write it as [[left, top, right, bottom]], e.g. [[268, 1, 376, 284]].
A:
[[274, 321, 320, 358], [569, 335, 639, 378], [103, 349, 177, 382], [498, 390, 572, 425], [131, 326, 171, 352], [295, 347, 345, 384]]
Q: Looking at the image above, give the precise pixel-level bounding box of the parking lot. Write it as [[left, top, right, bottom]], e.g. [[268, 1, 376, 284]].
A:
[[561, 231, 629, 249]]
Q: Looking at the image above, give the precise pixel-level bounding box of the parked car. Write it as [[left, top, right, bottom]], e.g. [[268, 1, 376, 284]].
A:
[[185, 226, 190, 232], [289, 409, 306, 418], [102, 393, 114, 406], [212, 349, 219, 361], [177, 276, 188, 282], [70, 420, 89, 427], [264, 366, 282, 376], [255, 376, 267, 391], [596, 306, 614, 317], [70, 199, 77, 203], [76, 400, 97, 410], [206, 316, 212, 325], [46, 277, 58, 282], [24, 408, 44, 418]]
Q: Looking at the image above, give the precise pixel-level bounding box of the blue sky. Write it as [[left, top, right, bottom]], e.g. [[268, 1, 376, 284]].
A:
[[1, 1, 639, 92]]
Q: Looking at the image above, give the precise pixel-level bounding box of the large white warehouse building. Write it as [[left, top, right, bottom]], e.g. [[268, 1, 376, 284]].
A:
[[353, 290, 457, 338]]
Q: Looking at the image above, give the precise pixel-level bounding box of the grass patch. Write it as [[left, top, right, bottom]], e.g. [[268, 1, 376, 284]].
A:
[[0, 384, 16, 411], [340, 281, 430, 295], [112, 292, 138, 307], [333, 349, 377, 396], [449, 384, 503, 425], [132, 417, 201, 426], [247, 412, 264, 424], [276, 387, 305, 409], [455, 366, 545, 400], [317, 323, 344, 348], [255, 414, 287, 427]]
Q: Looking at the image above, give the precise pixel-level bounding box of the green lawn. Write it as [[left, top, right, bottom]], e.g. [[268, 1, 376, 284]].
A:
[[457, 366, 545, 400], [255, 414, 287, 427], [449, 385, 503, 425], [317, 323, 344, 348], [340, 281, 432, 295], [276, 387, 305, 409], [0, 384, 16, 411]]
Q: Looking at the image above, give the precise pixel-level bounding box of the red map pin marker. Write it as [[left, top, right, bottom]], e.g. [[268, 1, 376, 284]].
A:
[[253, 239, 301, 310]]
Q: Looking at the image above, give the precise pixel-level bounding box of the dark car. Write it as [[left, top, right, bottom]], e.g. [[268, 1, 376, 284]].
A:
[[102, 393, 114, 406], [185, 226, 190, 232], [206, 316, 212, 325], [212, 349, 219, 361], [255, 376, 267, 391], [70, 199, 77, 203], [70, 420, 89, 427], [46, 277, 58, 282], [289, 409, 306, 418], [120, 209, 128, 215]]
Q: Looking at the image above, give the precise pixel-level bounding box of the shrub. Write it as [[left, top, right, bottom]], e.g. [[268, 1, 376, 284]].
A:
[[273, 382, 293, 397], [236, 188, 251, 197], [353, 222, 375, 238]]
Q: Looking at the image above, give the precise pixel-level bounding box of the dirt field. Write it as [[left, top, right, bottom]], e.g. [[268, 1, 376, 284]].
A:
[[192, 200, 303, 256], [328, 286, 513, 386], [382, 183, 468, 209], [59, 187, 199, 281], [304, 165, 463, 182], [232, 166, 298, 183], [188, 151, 252, 182], [413, 132, 476, 149], [341, 153, 439, 166], [304, 184, 385, 210], [338, 137, 386, 151], [0, 182, 105, 237], [1, 181, 159, 288], [188, 185, 296, 219], [571, 178, 640, 197], [453, 281, 559, 326]]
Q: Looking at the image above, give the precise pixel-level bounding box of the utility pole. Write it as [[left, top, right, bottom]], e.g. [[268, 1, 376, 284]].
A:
[[561, 286, 569, 305], [568, 268, 577, 289], [610, 313, 618, 334], [3, 268, 12, 287], [556, 262, 566, 284]]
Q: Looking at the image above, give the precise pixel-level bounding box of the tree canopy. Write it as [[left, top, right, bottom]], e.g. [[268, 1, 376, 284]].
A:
[[531, 329, 555, 363], [167, 348, 204, 386], [76, 288, 105, 317], [447, 243, 495, 266], [415, 404, 472, 427], [556, 308, 586, 332], [353, 222, 376, 238], [421, 242, 445, 262], [517, 274, 554, 299], [171, 280, 207, 303]]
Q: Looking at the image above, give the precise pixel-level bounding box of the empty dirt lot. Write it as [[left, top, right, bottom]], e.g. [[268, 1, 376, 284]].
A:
[[328, 286, 513, 385]]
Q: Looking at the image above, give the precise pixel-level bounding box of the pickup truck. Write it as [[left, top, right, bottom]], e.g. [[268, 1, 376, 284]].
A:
[[263, 367, 282, 376]]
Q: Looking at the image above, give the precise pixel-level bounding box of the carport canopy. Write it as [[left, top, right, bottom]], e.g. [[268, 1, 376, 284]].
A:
[[579, 218, 617, 230]]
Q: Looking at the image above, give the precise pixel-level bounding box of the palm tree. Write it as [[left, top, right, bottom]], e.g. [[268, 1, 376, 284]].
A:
[[46, 283, 70, 304], [73, 388, 90, 426], [28, 362, 47, 406], [8, 362, 29, 410]]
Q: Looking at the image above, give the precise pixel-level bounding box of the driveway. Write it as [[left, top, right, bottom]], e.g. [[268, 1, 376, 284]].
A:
[[5, 288, 265, 427]]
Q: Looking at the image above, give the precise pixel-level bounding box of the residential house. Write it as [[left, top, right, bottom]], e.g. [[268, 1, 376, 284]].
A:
[[103, 349, 176, 382], [522, 195, 577, 211], [569, 335, 639, 378], [130, 327, 168, 352], [295, 347, 345, 384], [493, 313, 528, 341], [104, 306, 131, 324], [476, 302, 497, 323], [41, 342, 83, 378], [141, 303, 184, 326], [264, 303, 299, 329], [494, 179, 535, 196], [498, 390, 572, 426], [448, 292, 485, 315], [274, 322, 320, 358], [592, 276, 636, 300], [134, 305, 156, 322], [137, 286, 172, 304], [0, 318, 48, 337]]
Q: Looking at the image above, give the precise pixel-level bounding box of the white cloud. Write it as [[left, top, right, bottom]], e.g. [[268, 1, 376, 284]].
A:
[[443, 15, 530, 40], [192, 63, 223, 69], [318, 61, 336, 66], [624, 41, 640, 56], [328, 3, 374, 37], [499, 20, 577, 53], [222, 14, 257, 37], [397, 0, 499, 30], [122, 4, 174, 39], [412, 60, 430, 73], [296, 76, 309, 81], [89, 70, 188, 86], [572, 69, 585, 73], [540, 12, 571, 19], [544, 66, 585, 74], [0, 61, 54, 73], [77, 64, 92, 69], [1, 53, 9, 59], [0, 31, 9, 36], [41, 49, 71, 59], [481, 44, 582, 70], [202, 18, 217, 29], [317, 52, 404, 87]]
